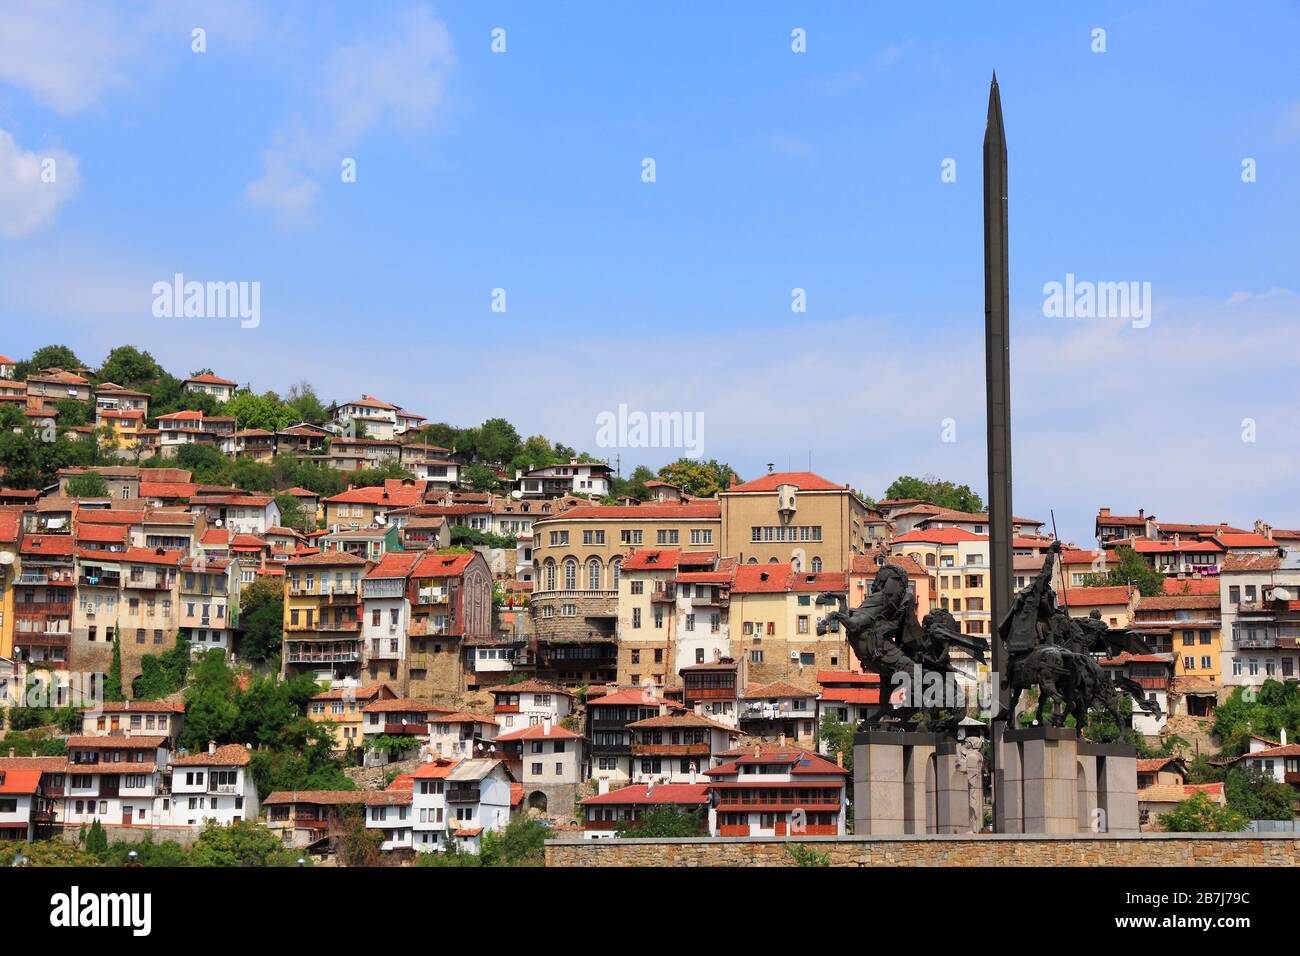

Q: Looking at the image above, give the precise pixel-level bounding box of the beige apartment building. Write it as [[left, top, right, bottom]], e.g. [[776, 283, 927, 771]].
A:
[[718, 471, 870, 573], [727, 563, 851, 688]]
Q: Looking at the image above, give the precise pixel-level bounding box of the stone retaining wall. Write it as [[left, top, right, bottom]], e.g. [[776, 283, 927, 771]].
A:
[[545, 833, 1300, 867]]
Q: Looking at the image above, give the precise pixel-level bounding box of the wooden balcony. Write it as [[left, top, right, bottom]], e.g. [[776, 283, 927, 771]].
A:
[[631, 742, 710, 757]]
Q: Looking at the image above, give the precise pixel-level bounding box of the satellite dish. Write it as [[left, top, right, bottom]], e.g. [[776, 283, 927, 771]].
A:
[[511, 490, 523, 500], [1273, 587, 1293, 602], [0, 553, 13, 565]]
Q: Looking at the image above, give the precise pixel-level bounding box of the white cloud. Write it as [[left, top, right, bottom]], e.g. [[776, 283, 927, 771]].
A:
[[244, 5, 457, 225], [0, 129, 81, 237], [0, 0, 268, 115]]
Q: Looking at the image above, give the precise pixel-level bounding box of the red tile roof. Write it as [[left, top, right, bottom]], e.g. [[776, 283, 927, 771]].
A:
[[581, 783, 710, 806], [494, 724, 582, 742], [725, 472, 845, 493], [411, 551, 475, 578], [741, 680, 817, 700], [1161, 577, 1221, 596], [172, 744, 251, 767], [1061, 586, 1134, 606], [185, 373, 238, 386], [1215, 533, 1279, 549], [586, 687, 679, 708], [20, 534, 74, 556], [622, 549, 682, 571], [411, 758, 460, 779], [0, 768, 43, 795], [891, 528, 986, 545], [533, 503, 721, 522]]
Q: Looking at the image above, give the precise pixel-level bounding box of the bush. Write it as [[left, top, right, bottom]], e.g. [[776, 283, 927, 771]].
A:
[[479, 817, 546, 867], [1159, 792, 1248, 833]]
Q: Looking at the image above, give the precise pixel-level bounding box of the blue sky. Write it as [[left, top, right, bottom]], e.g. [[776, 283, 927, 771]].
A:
[[1, 0, 1298, 544]]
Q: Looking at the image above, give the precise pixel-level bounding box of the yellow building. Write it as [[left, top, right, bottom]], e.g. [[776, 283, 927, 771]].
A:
[[727, 563, 851, 688], [719, 471, 870, 573], [1132, 593, 1222, 718], [889, 528, 991, 639], [308, 683, 397, 752], [283, 551, 370, 684], [0, 511, 19, 661]]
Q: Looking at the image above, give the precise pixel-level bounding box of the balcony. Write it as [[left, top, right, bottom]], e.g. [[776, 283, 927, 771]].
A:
[[650, 585, 677, 603], [632, 742, 710, 757], [416, 589, 450, 605], [284, 645, 362, 664], [79, 575, 122, 589], [590, 742, 630, 757], [317, 619, 361, 632], [125, 577, 173, 591], [383, 723, 429, 735], [446, 786, 480, 803], [210, 783, 239, 795], [408, 619, 449, 637], [321, 589, 360, 604], [1234, 633, 1280, 649]]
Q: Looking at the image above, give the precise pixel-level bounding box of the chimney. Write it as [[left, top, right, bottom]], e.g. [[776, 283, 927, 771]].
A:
[[1173, 533, 1181, 548], [7, 748, 13, 759], [778, 733, 786, 748], [1138, 509, 1145, 519], [208, 740, 217, 755], [1099, 508, 1111, 517], [543, 719, 551, 736], [1283, 729, 1289, 747], [689, 765, 697, 785], [124, 728, 131, 739], [766, 463, 775, 475]]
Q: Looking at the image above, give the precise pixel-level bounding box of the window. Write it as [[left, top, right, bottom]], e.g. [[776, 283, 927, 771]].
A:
[[810, 557, 822, 573], [657, 530, 680, 545], [632, 608, 641, 629], [563, 560, 577, 590], [797, 615, 809, 634], [750, 650, 764, 663], [587, 559, 601, 590]]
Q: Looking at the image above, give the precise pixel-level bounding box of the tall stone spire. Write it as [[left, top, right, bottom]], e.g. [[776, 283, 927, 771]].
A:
[[983, 71, 1014, 833]]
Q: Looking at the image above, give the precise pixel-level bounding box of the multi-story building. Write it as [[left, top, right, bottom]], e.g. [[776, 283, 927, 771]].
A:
[[816, 670, 881, 728], [406, 550, 494, 699], [728, 563, 851, 687], [11, 533, 75, 671], [169, 743, 258, 826], [1100, 653, 1171, 736], [1095, 508, 1155, 543], [282, 551, 369, 684], [72, 546, 183, 689], [64, 734, 171, 828], [585, 686, 681, 788], [719, 470, 870, 572], [738, 680, 820, 746], [156, 411, 236, 456], [361, 697, 451, 763], [26, 368, 91, 402], [56, 465, 150, 501], [494, 721, 584, 819], [1219, 731, 1300, 792], [1219, 551, 1300, 691], [889, 528, 991, 641], [680, 659, 740, 727], [1131, 592, 1222, 717], [625, 712, 735, 784], [529, 502, 721, 686], [705, 746, 849, 837], [189, 492, 279, 535], [484, 680, 573, 733], [849, 552, 931, 615], [409, 756, 514, 855], [398, 445, 459, 486], [177, 556, 240, 657], [263, 790, 367, 848], [332, 395, 425, 441], [308, 682, 397, 753], [365, 784, 415, 851], [514, 460, 613, 499], [322, 479, 427, 529], [325, 437, 403, 472], [0, 757, 63, 841], [428, 712, 498, 759], [182, 373, 239, 403], [1061, 585, 1137, 628]]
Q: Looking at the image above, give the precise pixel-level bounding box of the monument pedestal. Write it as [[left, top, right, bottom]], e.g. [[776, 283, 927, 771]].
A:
[[854, 732, 964, 835], [998, 726, 1139, 834]]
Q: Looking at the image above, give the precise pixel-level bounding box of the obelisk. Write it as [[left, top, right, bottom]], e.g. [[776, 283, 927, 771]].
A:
[[983, 72, 1014, 833]]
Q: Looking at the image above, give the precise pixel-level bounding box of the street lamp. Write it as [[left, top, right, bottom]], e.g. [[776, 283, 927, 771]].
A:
[[297, 857, 306, 867]]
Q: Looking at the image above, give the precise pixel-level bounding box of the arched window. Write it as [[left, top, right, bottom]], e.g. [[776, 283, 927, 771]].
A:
[[610, 559, 621, 589], [925, 553, 936, 567], [811, 556, 822, 573], [747, 557, 758, 564], [791, 556, 802, 572], [768, 557, 780, 564], [587, 558, 601, 590], [544, 559, 555, 591], [564, 559, 577, 590]]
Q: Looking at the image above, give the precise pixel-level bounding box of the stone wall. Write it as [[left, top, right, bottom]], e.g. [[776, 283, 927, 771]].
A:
[[61, 825, 207, 848], [544, 833, 1300, 867]]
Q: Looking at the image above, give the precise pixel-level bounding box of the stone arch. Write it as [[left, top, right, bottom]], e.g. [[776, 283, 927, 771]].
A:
[[527, 790, 548, 813]]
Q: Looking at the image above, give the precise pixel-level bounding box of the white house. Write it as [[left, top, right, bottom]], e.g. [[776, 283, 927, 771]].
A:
[[0, 765, 56, 842], [429, 712, 498, 759], [183, 373, 239, 403], [365, 788, 414, 851], [1224, 731, 1300, 788], [64, 735, 171, 828], [189, 494, 280, 535], [168, 742, 259, 827], [486, 680, 573, 733], [409, 756, 513, 855], [515, 460, 613, 499], [624, 712, 735, 784]]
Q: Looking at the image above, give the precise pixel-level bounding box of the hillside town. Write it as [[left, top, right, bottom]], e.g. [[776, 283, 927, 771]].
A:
[[0, 344, 1297, 862]]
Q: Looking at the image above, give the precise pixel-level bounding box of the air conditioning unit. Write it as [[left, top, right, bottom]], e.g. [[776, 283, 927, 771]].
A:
[[789, 651, 801, 660]]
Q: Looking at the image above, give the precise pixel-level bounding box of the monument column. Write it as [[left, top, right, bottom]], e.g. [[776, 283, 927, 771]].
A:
[[983, 72, 1015, 833]]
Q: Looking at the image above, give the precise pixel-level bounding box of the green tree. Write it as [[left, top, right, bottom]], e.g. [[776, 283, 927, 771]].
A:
[[881, 474, 984, 512], [187, 820, 305, 867], [15, 344, 83, 379], [239, 576, 285, 666], [1158, 792, 1248, 833], [468, 418, 522, 464], [1081, 545, 1166, 597], [132, 637, 191, 699], [221, 391, 292, 432], [54, 398, 93, 427], [657, 458, 738, 498], [85, 819, 109, 858], [98, 345, 164, 386], [104, 635, 125, 702], [616, 805, 705, 838], [462, 463, 501, 492], [479, 816, 547, 867], [1224, 765, 1295, 821], [817, 715, 856, 774], [283, 381, 329, 423], [65, 470, 109, 498]]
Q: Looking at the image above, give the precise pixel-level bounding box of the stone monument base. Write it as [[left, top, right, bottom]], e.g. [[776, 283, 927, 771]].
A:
[[996, 725, 1138, 835], [853, 731, 979, 835]]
